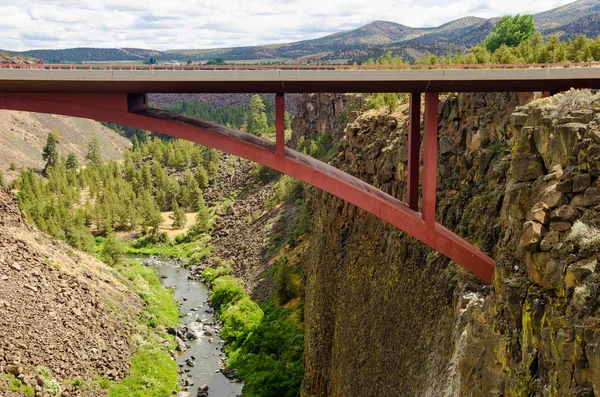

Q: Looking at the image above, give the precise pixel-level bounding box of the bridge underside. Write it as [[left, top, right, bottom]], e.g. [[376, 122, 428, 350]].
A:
[[0, 92, 495, 283]]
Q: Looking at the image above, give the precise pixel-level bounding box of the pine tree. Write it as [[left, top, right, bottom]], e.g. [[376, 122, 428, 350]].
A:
[[85, 137, 102, 168], [170, 199, 186, 229], [247, 95, 269, 136], [65, 152, 80, 170], [42, 132, 59, 173], [137, 190, 163, 234], [275, 256, 297, 305], [196, 165, 209, 189], [189, 195, 212, 236]]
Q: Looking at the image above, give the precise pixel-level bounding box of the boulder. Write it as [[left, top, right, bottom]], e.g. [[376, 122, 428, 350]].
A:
[[566, 258, 597, 289], [518, 221, 546, 252], [510, 112, 528, 127], [540, 231, 561, 252], [573, 174, 591, 193], [527, 202, 550, 225], [550, 222, 572, 232], [511, 154, 544, 182], [550, 205, 580, 223], [541, 189, 569, 209]]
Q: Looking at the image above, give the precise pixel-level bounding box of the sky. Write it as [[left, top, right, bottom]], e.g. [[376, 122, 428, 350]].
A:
[[0, 0, 578, 51]]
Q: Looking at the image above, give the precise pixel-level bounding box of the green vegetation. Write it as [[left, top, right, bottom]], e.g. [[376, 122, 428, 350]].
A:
[[483, 14, 535, 52], [42, 132, 59, 174], [201, 265, 304, 397], [275, 256, 298, 305], [296, 132, 336, 161], [101, 231, 125, 266], [106, 260, 180, 396], [247, 95, 269, 136], [35, 367, 61, 395], [414, 31, 600, 66], [1, 373, 35, 396], [170, 199, 186, 229], [15, 136, 220, 254]]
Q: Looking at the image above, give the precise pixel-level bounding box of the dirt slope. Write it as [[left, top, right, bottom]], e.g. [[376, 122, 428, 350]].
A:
[[0, 187, 143, 396], [0, 111, 131, 180]]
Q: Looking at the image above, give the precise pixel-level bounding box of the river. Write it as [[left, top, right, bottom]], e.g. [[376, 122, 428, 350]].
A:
[[134, 256, 243, 397]]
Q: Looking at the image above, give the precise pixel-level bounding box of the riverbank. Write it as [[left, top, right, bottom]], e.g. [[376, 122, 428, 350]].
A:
[[140, 255, 243, 397], [198, 263, 303, 397], [106, 259, 180, 397]]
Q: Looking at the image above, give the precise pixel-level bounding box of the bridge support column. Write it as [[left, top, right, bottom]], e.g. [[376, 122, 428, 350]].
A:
[[407, 93, 421, 211], [422, 92, 438, 225], [276, 93, 285, 155]]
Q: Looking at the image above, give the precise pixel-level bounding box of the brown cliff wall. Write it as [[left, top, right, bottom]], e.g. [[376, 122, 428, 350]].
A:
[[297, 90, 600, 396]]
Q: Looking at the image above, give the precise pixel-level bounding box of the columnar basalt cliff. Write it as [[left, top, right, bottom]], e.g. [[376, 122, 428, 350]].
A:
[[296, 90, 600, 396]]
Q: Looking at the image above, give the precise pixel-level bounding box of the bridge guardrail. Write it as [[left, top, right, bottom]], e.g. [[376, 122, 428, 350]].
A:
[[1, 62, 600, 71]]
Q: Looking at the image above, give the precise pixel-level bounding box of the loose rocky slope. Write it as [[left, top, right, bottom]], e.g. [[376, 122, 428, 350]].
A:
[[0, 187, 144, 396], [0, 111, 131, 180], [296, 90, 600, 396]]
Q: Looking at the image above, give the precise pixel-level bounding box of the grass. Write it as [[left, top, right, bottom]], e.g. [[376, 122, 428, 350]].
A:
[[119, 260, 181, 328], [103, 259, 180, 396], [123, 234, 214, 265], [1, 374, 35, 396]]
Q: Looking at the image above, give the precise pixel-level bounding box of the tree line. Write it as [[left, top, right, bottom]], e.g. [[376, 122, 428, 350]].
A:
[[17, 135, 218, 253]]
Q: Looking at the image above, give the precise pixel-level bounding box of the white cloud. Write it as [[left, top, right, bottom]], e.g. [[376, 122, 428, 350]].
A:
[[0, 0, 578, 51]]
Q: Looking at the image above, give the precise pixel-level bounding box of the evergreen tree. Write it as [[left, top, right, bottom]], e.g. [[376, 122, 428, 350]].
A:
[[275, 256, 297, 305], [85, 137, 102, 168], [189, 195, 212, 236], [196, 165, 209, 189], [65, 152, 80, 170], [42, 132, 59, 173], [101, 231, 124, 266], [247, 95, 269, 136], [170, 199, 186, 229], [137, 190, 163, 234], [181, 168, 200, 209]]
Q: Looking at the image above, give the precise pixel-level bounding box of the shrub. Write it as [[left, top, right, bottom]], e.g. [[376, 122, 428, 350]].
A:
[[221, 297, 264, 342], [121, 263, 180, 328], [210, 275, 246, 313], [101, 231, 124, 266], [551, 89, 600, 119], [567, 220, 600, 250], [202, 262, 233, 283], [227, 301, 304, 397], [109, 345, 178, 397], [35, 367, 61, 396]]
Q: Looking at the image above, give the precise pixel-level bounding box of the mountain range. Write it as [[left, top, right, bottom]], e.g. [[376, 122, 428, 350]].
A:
[[4, 0, 600, 64]]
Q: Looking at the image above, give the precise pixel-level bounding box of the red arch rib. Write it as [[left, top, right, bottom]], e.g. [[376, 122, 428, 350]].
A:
[[0, 92, 494, 283]]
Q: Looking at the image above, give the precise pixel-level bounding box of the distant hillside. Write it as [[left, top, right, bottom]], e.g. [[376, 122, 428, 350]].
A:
[[307, 21, 416, 45], [5, 0, 600, 64], [0, 52, 41, 64], [535, 0, 600, 30], [543, 11, 600, 39], [0, 111, 131, 180], [6, 48, 168, 64]]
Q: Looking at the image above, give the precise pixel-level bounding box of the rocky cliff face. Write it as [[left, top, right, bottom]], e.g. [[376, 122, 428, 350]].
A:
[[296, 90, 600, 396]]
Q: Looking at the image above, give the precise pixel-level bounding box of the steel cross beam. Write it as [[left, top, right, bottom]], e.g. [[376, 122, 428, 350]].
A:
[[0, 92, 495, 283]]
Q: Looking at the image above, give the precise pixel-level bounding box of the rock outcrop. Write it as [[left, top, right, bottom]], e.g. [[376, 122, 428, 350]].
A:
[[297, 90, 600, 396]]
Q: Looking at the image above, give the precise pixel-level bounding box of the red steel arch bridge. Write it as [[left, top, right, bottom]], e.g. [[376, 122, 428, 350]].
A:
[[2, 62, 600, 284]]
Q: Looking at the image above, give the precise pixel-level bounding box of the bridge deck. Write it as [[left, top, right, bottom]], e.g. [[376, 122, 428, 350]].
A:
[[1, 66, 600, 93]]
